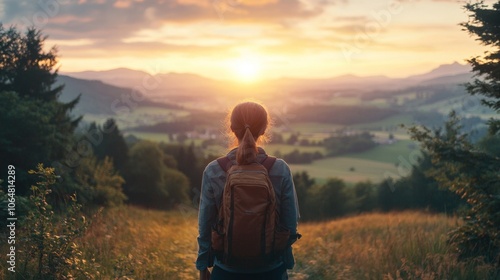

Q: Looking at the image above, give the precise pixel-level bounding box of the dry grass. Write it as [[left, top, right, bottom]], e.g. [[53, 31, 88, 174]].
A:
[[292, 212, 495, 279], [4, 207, 496, 279], [80, 205, 200, 279]]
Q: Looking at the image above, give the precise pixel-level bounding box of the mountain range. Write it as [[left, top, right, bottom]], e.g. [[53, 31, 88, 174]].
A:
[[58, 62, 473, 116]]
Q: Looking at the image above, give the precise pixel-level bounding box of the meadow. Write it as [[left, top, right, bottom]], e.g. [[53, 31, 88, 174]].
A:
[[11, 206, 492, 280]]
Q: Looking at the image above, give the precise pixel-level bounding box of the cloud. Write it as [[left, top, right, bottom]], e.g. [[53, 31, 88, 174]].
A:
[[2, 0, 327, 41]]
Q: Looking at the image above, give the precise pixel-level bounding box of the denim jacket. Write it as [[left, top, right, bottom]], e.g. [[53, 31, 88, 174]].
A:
[[196, 147, 300, 272]]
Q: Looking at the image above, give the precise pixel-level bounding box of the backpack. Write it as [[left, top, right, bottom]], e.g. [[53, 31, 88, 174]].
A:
[[211, 155, 290, 269]]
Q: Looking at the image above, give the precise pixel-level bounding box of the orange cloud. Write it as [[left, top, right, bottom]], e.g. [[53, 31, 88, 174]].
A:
[[238, 0, 279, 6], [114, 0, 132, 8], [177, 0, 210, 7]]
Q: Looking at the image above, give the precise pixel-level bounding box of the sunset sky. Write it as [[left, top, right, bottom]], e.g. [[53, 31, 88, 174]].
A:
[[1, 0, 494, 81]]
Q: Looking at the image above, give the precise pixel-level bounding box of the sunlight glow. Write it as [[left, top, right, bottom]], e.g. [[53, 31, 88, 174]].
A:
[[231, 56, 261, 83]]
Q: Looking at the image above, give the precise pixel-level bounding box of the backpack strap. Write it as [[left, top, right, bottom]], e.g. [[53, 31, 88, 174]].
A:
[[217, 155, 276, 172], [216, 156, 232, 172], [261, 156, 276, 172]]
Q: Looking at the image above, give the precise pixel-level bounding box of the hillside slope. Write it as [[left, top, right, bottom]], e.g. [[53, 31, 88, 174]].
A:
[[57, 207, 497, 280], [57, 75, 180, 116]]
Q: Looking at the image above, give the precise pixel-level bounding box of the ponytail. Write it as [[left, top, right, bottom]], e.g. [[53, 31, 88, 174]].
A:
[[229, 102, 269, 165], [236, 125, 258, 165]]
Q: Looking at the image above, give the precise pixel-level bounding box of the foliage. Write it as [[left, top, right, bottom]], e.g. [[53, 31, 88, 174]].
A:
[[75, 155, 126, 208], [461, 1, 500, 134], [409, 112, 500, 266], [125, 141, 190, 209], [377, 152, 462, 213], [16, 164, 97, 279], [305, 178, 353, 220], [352, 181, 377, 213], [281, 149, 323, 164], [477, 134, 500, 156], [402, 1, 500, 267], [160, 143, 204, 201], [0, 185, 31, 228], [323, 131, 377, 156], [293, 171, 315, 206], [89, 119, 129, 175], [0, 25, 80, 194]]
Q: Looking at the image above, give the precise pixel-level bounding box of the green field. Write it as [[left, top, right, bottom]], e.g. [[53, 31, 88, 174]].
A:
[[289, 156, 400, 183], [350, 113, 413, 130], [127, 128, 418, 184], [125, 131, 172, 142], [287, 122, 344, 134], [348, 140, 419, 164], [265, 143, 327, 155]]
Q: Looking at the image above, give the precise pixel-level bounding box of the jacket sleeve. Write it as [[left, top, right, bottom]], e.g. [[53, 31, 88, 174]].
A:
[[280, 162, 300, 269], [196, 167, 217, 271]]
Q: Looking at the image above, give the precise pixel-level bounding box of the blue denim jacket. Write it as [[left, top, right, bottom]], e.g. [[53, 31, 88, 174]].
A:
[[196, 147, 300, 272]]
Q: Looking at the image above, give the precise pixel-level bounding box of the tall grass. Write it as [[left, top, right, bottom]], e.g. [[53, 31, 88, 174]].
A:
[[73, 208, 500, 279], [3, 207, 496, 279], [292, 212, 496, 279], [79, 206, 199, 279]]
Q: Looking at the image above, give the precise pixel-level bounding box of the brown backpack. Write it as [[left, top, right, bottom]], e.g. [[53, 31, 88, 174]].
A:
[[211, 156, 290, 269]]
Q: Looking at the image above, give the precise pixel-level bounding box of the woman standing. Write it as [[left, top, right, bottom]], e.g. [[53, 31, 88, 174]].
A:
[[196, 101, 300, 280]]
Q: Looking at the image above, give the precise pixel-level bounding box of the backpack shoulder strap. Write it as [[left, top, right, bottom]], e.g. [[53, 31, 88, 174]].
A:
[[261, 156, 276, 172], [216, 156, 232, 172]]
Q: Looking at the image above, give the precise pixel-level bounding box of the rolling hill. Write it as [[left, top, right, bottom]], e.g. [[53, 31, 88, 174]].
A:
[[56, 75, 181, 116]]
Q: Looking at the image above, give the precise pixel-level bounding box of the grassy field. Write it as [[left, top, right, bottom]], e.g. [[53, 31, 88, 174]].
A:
[[6, 206, 493, 279], [265, 144, 327, 155], [347, 140, 419, 164], [350, 113, 413, 131], [289, 156, 400, 183], [287, 122, 344, 134]]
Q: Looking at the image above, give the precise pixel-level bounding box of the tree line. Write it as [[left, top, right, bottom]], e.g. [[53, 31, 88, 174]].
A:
[[0, 24, 204, 215]]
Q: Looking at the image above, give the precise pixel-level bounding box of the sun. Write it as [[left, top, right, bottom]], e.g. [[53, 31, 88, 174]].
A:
[[231, 56, 261, 83]]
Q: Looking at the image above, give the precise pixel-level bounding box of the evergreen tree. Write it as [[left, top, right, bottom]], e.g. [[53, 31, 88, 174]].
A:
[[0, 25, 80, 194], [409, 2, 500, 265], [461, 1, 500, 134], [90, 119, 129, 174]]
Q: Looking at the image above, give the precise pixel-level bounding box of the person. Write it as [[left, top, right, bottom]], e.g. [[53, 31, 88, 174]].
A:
[[196, 101, 300, 280]]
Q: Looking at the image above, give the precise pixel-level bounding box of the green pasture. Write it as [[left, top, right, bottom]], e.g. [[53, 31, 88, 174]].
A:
[[125, 132, 172, 142], [350, 113, 413, 130], [264, 143, 327, 155], [325, 96, 362, 106], [289, 156, 401, 184], [363, 98, 390, 107], [348, 140, 420, 164], [125, 132, 206, 147], [287, 122, 344, 134]]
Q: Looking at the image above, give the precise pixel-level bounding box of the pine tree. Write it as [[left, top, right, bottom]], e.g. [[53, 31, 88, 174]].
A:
[[408, 1, 500, 267], [90, 119, 129, 174], [0, 25, 81, 194], [461, 1, 500, 134]]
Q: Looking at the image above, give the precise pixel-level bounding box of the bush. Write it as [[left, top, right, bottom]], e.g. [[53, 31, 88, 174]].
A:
[[16, 164, 97, 279], [75, 156, 126, 208]]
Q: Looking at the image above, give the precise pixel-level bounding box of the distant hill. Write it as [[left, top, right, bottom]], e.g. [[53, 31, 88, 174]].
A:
[[62, 62, 472, 98], [64, 69, 220, 94], [59, 62, 475, 115], [57, 75, 180, 116], [407, 61, 471, 81]]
